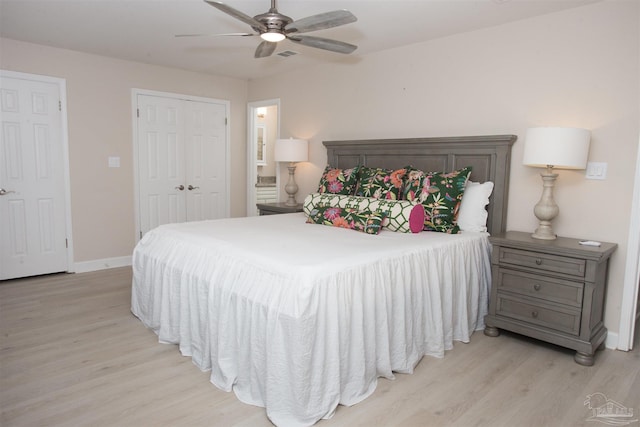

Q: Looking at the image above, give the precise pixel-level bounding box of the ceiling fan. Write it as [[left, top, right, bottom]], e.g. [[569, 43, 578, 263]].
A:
[[178, 0, 358, 59]]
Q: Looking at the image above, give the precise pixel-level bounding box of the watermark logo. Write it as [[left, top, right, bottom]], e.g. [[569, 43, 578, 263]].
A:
[[584, 393, 638, 426]]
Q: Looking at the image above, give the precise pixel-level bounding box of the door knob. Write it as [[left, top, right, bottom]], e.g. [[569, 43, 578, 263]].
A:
[[188, 185, 199, 190], [175, 185, 184, 191], [0, 188, 16, 196]]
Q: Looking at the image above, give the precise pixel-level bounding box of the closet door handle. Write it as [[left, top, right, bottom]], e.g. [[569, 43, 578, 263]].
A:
[[188, 185, 199, 191], [0, 188, 16, 196], [175, 185, 184, 191]]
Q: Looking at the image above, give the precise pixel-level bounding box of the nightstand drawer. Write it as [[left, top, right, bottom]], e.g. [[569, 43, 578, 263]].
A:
[[496, 294, 581, 335], [498, 247, 586, 278], [495, 268, 584, 307]]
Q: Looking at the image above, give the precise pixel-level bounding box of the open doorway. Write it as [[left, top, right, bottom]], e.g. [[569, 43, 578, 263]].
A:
[[247, 99, 280, 216]]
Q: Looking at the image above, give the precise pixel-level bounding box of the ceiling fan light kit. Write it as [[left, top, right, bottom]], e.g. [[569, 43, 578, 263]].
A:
[[194, 0, 357, 58], [261, 31, 286, 43]]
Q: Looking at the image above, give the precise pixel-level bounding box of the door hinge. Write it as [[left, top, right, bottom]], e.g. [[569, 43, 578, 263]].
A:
[[65, 238, 68, 248], [137, 108, 140, 118], [225, 117, 228, 125], [140, 231, 143, 239], [59, 101, 62, 112]]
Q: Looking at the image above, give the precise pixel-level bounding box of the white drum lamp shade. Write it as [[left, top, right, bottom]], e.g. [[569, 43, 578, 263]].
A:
[[275, 138, 308, 163], [275, 138, 308, 206], [523, 127, 590, 169], [523, 127, 591, 240]]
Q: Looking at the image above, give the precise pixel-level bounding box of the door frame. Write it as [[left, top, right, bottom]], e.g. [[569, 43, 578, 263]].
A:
[[247, 99, 280, 216], [0, 69, 75, 274], [131, 88, 230, 242], [617, 133, 640, 351]]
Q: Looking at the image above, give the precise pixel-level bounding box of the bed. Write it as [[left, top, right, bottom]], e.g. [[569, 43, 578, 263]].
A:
[[131, 134, 516, 427]]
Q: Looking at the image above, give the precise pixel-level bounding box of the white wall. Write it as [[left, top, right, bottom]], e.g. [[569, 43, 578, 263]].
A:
[[248, 1, 640, 335], [0, 38, 249, 263]]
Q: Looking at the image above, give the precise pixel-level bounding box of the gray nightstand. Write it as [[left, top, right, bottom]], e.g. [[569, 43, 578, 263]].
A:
[[484, 231, 616, 366], [257, 202, 304, 215]]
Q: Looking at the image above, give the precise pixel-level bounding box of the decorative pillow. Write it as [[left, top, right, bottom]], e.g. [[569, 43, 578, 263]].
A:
[[306, 206, 386, 235], [355, 166, 408, 200], [403, 166, 472, 234], [458, 181, 494, 232], [303, 193, 425, 233], [317, 165, 360, 195]]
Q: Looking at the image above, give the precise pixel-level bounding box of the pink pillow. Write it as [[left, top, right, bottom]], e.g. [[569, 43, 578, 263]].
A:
[[409, 203, 425, 234]]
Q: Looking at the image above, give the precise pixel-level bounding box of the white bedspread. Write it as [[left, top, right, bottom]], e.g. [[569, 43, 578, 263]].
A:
[[131, 213, 491, 426]]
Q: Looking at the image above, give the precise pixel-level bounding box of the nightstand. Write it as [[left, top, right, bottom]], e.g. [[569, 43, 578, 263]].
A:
[[484, 231, 616, 366], [257, 202, 304, 215]]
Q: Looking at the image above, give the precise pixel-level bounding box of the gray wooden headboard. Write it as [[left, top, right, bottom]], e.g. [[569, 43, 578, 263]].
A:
[[323, 135, 517, 235]]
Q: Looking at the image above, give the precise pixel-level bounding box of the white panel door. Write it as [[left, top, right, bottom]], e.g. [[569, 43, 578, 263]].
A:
[[136, 93, 228, 237], [0, 74, 69, 279], [137, 95, 186, 234], [184, 100, 227, 221]]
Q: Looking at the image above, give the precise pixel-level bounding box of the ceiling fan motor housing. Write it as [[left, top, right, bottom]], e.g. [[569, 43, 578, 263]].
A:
[[253, 11, 292, 35]]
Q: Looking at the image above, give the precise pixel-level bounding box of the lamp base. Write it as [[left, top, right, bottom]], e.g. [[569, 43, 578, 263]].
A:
[[284, 198, 298, 207], [284, 163, 299, 207], [532, 224, 557, 240], [531, 168, 559, 240]]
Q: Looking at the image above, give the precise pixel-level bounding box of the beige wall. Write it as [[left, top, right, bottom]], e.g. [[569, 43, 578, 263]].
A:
[[0, 38, 249, 263], [1, 1, 637, 336], [248, 1, 639, 335]]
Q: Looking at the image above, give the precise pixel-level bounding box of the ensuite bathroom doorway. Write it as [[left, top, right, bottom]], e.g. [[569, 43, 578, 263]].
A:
[[247, 99, 280, 216]]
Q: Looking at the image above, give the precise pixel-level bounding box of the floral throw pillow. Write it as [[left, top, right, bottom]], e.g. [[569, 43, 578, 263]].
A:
[[403, 166, 472, 233], [355, 166, 408, 200], [317, 165, 360, 195], [306, 206, 386, 235], [303, 193, 425, 233]]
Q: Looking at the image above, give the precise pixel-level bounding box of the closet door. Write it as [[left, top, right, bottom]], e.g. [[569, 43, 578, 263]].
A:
[[137, 95, 187, 234], [136, 92, 228, 238], [184, 100, 227, 222]]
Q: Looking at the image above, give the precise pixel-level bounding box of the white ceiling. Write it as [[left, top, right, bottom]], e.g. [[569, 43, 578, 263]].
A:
[[1, 0, 599, 81]]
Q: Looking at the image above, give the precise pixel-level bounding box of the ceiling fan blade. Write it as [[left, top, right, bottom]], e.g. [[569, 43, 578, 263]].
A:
[[203, 0, 267, 32], [255, 41, 277, 58], [287, 35, 357, 54], [175, 33, 255, 38], [285, 10, 357, 34]]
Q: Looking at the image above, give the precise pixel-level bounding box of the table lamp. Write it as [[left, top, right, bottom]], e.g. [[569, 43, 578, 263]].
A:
[[274, 138, 308, 206], [522, 127, 591, 240]]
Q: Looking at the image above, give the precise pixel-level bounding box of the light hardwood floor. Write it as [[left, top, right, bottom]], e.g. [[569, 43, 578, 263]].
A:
[[1, 267, 638, 427]]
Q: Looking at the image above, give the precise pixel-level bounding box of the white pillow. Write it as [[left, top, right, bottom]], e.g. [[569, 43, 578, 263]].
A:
[[458, 181, 494, 232]]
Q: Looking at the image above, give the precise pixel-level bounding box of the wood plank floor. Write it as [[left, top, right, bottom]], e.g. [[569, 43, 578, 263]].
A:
[[1, 267, 638, 426]]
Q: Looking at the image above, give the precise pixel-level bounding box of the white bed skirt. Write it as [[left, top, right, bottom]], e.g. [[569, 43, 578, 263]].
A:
[[131, 213, 491, 426]]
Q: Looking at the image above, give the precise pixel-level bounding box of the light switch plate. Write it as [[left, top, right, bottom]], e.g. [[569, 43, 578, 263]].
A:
[[585, 162, 607, 180], [108, 156, 121, 168]]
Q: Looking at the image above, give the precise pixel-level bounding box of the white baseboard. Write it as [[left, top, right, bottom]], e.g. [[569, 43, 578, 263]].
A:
[[73, 256, 132, 273]]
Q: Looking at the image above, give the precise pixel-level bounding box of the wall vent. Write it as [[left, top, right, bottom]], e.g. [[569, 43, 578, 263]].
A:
[[277, 50, 299, 57]]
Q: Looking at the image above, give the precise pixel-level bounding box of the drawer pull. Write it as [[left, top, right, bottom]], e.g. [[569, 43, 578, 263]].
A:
[[535, 258, 543, 265], [533, 283, 541, 291], [531, 310, 539, 318]]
